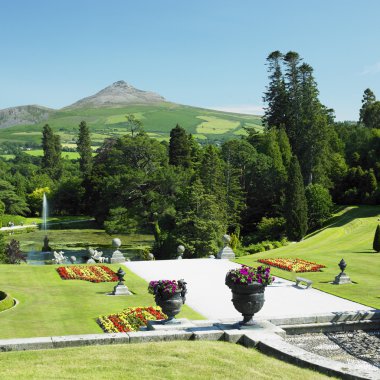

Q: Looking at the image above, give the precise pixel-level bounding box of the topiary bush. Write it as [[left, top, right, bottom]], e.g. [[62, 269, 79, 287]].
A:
[[373, 224, 380, 253], [0, 291, 14, 312]]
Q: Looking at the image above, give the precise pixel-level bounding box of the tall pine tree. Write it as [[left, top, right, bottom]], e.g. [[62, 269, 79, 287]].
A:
[[284, 155, 308, 241], [41, 124, 62, 180], [263, 51, 287, 129], [77, 121, 93, 177], [169, 124, 192, 168]]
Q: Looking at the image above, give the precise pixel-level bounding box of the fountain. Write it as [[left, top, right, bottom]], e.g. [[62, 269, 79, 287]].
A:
[[41, 193, 51, 252]]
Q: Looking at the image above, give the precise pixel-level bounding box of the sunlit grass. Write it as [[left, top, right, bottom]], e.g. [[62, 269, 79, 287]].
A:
[[0, 264, 203, 339], [0, 341, 336, 380], [237, 205, 380, 309]]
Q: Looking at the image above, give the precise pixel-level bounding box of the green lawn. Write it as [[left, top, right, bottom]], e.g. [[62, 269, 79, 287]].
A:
[[0, 341, 335, 380], [237, 205, 380, 309], [0, 264, 203, 339]]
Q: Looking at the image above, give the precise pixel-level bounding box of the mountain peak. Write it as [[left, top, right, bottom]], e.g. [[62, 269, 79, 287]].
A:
[[65, 81, 166, 109]]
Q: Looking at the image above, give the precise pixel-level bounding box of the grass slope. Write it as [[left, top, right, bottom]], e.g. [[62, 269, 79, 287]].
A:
[[237, 205, 380, 309], [0, 341, 335, 380], [0, 103, 262, 146], [0, 264, 203, 339]]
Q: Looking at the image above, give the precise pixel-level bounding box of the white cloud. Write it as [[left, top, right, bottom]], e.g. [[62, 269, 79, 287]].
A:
[[205, 104, 264, 115], [360, 61, 380, 76]]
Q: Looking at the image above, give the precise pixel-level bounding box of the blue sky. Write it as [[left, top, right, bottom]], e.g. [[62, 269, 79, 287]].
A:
[[1, 0, 380, 121]]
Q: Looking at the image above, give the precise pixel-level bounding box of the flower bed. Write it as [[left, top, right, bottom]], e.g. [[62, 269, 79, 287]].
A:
[[257, 258, 326, 272], [56, 265, 118, 282], [98, 306, 167, 333]]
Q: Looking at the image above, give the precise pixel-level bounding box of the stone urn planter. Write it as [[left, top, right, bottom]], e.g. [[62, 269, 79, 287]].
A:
[[225, 265, 274, 326], [148, 279, 187, 323]]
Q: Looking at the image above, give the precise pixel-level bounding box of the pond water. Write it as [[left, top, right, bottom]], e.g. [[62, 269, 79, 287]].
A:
[[26, 248, 137, 265]]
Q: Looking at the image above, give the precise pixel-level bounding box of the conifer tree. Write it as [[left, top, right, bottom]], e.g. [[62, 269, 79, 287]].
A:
[[359, 88, 376, 124], [373, 225, 380, 252], [77, 121, 93, 177], [41, 124, 62, 180], [263, 51, 287, 129], [169, 124, 191, 168], [276, 127, 292, 169], [284, 156, 308, 241], [199, 145, 226, 200]]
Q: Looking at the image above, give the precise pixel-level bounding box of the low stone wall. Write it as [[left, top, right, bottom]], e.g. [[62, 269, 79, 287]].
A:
[[0, 314, 379, 380], [0, 291, 14, 313]]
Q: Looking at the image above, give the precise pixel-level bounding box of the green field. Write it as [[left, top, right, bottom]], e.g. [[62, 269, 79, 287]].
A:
[[0, 341, 334, 380], [0, 264, 203, 339], [0, 103, 262, 147], [236, 205, 380, 309]]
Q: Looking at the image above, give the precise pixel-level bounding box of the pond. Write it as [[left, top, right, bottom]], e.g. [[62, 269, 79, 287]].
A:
[[11, 227, 154, 265]]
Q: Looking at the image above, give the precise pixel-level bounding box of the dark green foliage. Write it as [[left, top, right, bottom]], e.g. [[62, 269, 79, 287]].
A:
[[305, 184, 333, 229], [172, 179, 226, 258], [77, 121, 93, 177], [199, 145, 225, 197], [0, 233, 5, 262], [0, 180, 30, 215], [359, 88, 376, 125], [0, 200, 4, 227], [3, 239, 26, 264], [361, 101, 380, 129], [373, 225, 380, 252], [104, 207, 139, 234], [263, 51, 287, 129], [169, 124, 192, 168], [41, 124, 62, 180], [284, 156, 308, 241], [125, 114, 144, 137], [53, 178, 85, 215], [256, 217, 286, 241], [263, 51, 337, 186]]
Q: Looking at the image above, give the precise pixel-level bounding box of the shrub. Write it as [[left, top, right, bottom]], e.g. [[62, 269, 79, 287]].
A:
[[229, 233, 241, 250], [136, 247, 155, 261], [373, 225, 380, 253], [2, 239, 26, 264], [243, 239, 288, 255], [256, 217, 286, 241], [305, 184, 333, 229], [244, 243, 265, 254]]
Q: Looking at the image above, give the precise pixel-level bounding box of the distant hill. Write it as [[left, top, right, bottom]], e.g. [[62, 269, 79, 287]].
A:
[[0, 82, 262, 148], [65, 81, 166, 109], [0, 105, 54, 129]]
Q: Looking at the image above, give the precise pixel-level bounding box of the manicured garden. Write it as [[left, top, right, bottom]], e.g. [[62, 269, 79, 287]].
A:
[[237, 205, 380, 309], [0, 341, 335, 380], [0, 264, 203, 339]]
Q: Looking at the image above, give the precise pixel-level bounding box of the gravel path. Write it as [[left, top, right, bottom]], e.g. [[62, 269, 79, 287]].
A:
[[124, 259, 373, 320]]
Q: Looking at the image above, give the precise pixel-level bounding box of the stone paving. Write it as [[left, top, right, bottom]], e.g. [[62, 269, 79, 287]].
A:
[[286, 330, 380, 372]]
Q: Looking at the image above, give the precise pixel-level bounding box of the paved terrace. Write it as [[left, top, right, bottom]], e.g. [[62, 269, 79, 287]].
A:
[[124, 259, 373, 320]]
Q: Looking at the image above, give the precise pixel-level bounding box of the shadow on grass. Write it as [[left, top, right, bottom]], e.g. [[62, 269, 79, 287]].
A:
[[305, 205, 380, 240]]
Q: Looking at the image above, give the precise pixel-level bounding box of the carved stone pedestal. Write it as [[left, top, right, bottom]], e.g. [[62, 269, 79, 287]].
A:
[[110, 250, 125, 263], [112, 284, 132, 296], [333, 272, 352, 285]]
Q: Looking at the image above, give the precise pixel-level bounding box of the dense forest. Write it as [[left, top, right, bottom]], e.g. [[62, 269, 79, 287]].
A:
[[0, 51, 379, 258]]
